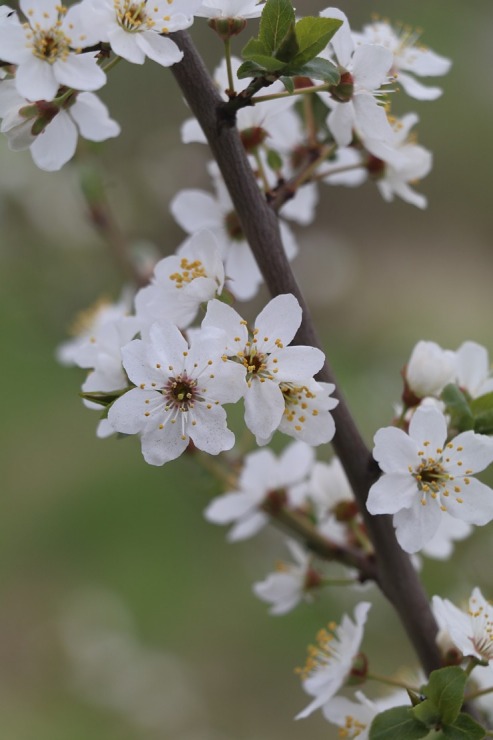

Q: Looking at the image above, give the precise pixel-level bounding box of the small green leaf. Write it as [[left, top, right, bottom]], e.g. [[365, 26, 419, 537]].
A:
[[80, 388, 131, 407], [258, 0, 295, 53], [470, 391, 493, 416], [422, 667, 467, 725], [291, 16, 342, 66], [242, 36, 269, 58], [280, 75, 294, 92], [369, 706, 429, 740], [284, 56, 340, 85], [236, 60, 268, 79], [440, 384, 474, 432], [412, 699, 441, 727], [441, 712, 486, 739], [240, 45, 287, 71], [274, 21, 299, 63]]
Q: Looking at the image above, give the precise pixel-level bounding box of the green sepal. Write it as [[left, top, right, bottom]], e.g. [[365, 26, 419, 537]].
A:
[[266, 148, 283, 171], [80, 388, 132, 407], [280, 75, 295, 93], [283, 56, 340, 84], [258, 0, 295, 54], [440, 384, 474, 432], [440, 713, 486, 739], [421, 667, 467, 725], [369, 706, 429, 740], [290, 16, 342, 66], [473, 409, 493, 435]]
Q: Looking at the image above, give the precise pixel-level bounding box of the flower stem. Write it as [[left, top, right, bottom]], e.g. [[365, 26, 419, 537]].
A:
[[367, 671, 420, 693], [223, 38, 235, 94], [252, 82, 330, 104]]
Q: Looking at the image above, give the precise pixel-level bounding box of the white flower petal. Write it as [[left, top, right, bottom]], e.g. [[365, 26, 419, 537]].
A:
[[393, 498, 442, 553], [30, 110, 78, 171], [367, 473, 417, 515], [136, 32, 183, 67], [15, 56, 59, 101], [244, 379, 284, 440], [70, 92, 120, 141], [445, 478, 493, 526], [373, 426, 419, 473]]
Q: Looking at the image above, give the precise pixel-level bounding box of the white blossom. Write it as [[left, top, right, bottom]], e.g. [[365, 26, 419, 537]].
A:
[[253, 540, 317, 615], [78, 0, 201, 67], [170, 165, 298, 301], [455, 341, 493, 399], [320, 8, 394, 148], [296, 601, 371, 719], [364, 113, 433, 209], [135, 230, 224, 330], [195, 0, 264, 19], [107, 322, 246, 465], [405, 340, 456, 399], [432, 587, 493, 664], [352, 20, 451, 101], [202, 295, 330, 443], [0, 81, 120, 171], [322, 689, 410, 739], [0, 1, 106, 102], [204, 441, 315, 541], [367, 405, 493, 553]]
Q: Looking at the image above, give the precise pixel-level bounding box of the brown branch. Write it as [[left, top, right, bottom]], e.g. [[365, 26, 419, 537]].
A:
[[170, 30, 442, 675]]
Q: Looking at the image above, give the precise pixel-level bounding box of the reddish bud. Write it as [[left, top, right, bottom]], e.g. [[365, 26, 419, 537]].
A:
[[208, 17, 247, 41], [329, 70, 354, 103]]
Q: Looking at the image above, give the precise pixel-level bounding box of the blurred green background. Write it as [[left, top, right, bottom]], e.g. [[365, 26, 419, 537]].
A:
[[2, 1, 493, 737]]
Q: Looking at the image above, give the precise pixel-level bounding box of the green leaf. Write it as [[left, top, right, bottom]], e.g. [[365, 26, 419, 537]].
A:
[[369, 706, 429, 740], [441, 713, 486, 739], [291, 16, 342, 66], [474, 409, 493, 434], [412, 699, 441, 727], [284, 56, 340, 84], [258, 0, 295, 54], [241, 36, 269, 58], [280, 75, 294, 92], [236, 60, 269, 79], [274, 21, 299, 62], [422, 667, 467, 725], [440, 384, 474, 432], [239, 45, 287, 71], [470, 391, 493, 416]]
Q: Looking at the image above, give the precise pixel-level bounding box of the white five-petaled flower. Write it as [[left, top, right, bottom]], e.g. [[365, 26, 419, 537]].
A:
[[367, 405, 493, 553], [107, 321, 246, 465], [195, 0, 264, 19], [170, 165, 298, 301], [296, 601, 371, 719], [0, 81, 120, 171], [204, 441, 315, 541], [78, 0, 201, 67], [352, 20, 451, 101], [202, 294, 328, 443], [0, 1, 106, 102], [320, 8, 394, 148], [253, 540, 319, 616], [322, 689, 410, 739], [135, 230, 225, 331], [432, 587, 493, 664]]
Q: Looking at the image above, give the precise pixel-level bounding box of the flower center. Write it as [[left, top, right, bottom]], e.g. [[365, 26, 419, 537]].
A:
[[469, 598, 493, 661], [296, 621, 339, 681], [162, 374, 200, 411], [115, 1, 155, 32], [338, 715, 368, 739], [169, 258, 206, 288], [26, 20, 72, 64]]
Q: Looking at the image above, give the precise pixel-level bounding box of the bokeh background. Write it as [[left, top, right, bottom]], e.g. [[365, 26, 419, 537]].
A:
[[2, 0, 493, 737]]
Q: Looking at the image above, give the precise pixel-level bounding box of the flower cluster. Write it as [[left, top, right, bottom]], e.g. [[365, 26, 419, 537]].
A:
[[59, 230, 338, 465], [366, 338, 493, 554]]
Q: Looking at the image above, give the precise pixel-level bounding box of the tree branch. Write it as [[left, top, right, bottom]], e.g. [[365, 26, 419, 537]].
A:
[[170, 30, 442, 675]]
